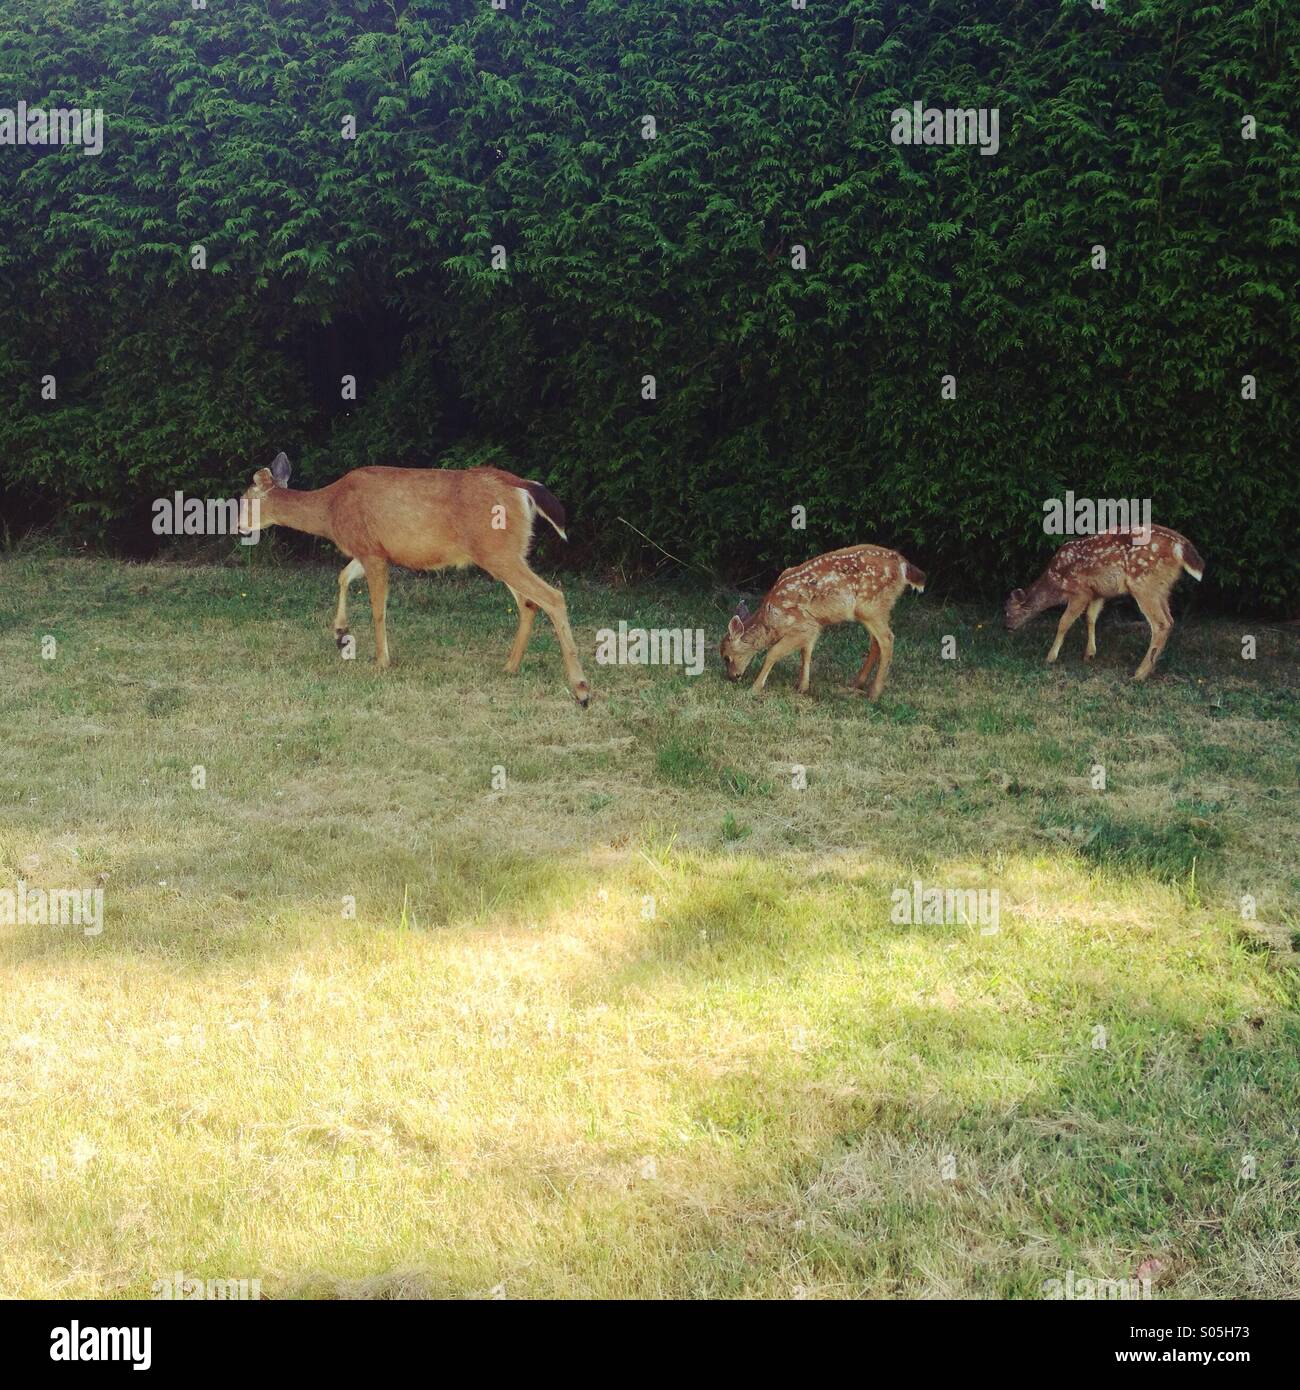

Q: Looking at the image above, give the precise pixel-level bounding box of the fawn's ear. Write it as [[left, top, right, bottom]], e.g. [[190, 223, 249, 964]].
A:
[[252, 467, 273, 490], [269, 451, 292, 487], [728, 615, 745, 638], [736, 600, 750, 620], [1009, 588, 1025, 603]]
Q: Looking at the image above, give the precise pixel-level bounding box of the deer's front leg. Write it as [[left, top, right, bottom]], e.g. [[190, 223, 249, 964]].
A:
[[751, 634, 801, 693], [1045, 594, 1089, 664], [1084, 598, 1105, 660], [796, 632, 820, 694]]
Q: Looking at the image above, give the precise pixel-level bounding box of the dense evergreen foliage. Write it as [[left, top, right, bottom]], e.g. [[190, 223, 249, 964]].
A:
[[1, 1, 1295, 606]]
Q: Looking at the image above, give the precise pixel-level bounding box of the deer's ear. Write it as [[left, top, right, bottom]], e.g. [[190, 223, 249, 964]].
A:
[[269, 452, 292, 487], [728, 615, 745, 638], [737, 600, 750, 620], [252, 467, 273, 490], [1010, 588, 1026, 603]]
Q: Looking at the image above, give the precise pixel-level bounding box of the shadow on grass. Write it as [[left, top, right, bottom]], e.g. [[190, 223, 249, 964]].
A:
[[3, 826, 1297, 1297]]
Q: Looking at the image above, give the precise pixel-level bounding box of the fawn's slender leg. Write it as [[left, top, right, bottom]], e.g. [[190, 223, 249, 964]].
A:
[[751, 634, 802, 693], [1045, 594, 1089, 664], [334, 558, 365, 647], [492, 564, 590, 705], [860, 617, 894, 700], [796, 632, 820, 694], [363, 556, 390, 668], [1129, 586, 1173, 682], [1084, 598, 1105, 660], [851, 633, 880, 690], [503, 584, 539, 673]]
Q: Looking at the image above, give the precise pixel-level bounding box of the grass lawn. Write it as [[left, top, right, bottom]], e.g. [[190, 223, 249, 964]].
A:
[[1, 545, 1297, 1299]]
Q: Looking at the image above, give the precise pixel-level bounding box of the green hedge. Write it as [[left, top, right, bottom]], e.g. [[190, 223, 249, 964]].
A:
[[1, 1, 1296, 607]]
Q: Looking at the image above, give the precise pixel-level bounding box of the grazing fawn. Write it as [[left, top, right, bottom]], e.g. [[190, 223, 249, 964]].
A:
[[720, 545, 926, 700], [1004, 524, 1204, 681], [238, 453, 591, 705]]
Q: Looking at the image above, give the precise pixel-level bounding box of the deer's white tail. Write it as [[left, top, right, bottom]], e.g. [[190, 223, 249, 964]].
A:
[[518, 481, 568, 541], [1174, 539, 1205, 581]]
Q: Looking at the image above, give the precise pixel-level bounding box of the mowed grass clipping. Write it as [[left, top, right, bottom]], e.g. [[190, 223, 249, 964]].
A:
[[1, 549, 1298, 1299]]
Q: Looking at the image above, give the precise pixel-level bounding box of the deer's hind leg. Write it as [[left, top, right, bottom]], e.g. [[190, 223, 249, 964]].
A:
[[850, 633, 880, 691], [503, 585, 539, 674], [859, 616, 894, 701], [1130, 585, 1173, 682], [488, 563, 590, 706], [363, 556, 391, 669], [333, 558, 365, 649]]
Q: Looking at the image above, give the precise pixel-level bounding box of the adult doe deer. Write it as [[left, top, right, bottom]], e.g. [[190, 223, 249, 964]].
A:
[[720, 544, 926, 700], [1004, 524, 1204, 681], [238, 453, 591, 705]]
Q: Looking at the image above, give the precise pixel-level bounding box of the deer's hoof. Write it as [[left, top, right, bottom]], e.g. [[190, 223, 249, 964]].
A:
[[574, 681, 591, 708]]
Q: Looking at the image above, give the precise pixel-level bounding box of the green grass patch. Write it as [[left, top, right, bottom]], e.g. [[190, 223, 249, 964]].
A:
[[0, 554, 1297, 1298]]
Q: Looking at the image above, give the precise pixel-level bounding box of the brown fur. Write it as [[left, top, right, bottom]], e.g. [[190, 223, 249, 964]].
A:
[[720, 544, 925, 701], [239, 459, 590, 704], [1004, 524, 1204, 681]]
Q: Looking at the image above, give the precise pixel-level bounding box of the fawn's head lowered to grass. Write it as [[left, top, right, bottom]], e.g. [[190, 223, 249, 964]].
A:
[[1004, 526, 1205, 681], [720, 601, 763, 681], [1003, 582, 1052, 631]]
